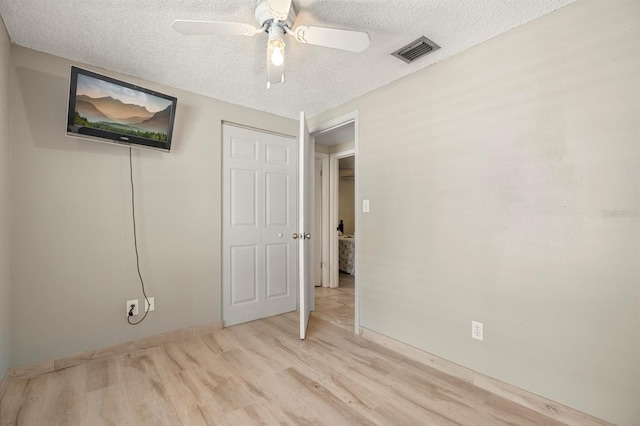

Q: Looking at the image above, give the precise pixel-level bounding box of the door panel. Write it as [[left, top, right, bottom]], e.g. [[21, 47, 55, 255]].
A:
[[230, 245, 258, 305], [299, 112, 314, 339], [265, 243, 289, 298], [230, 136, 258, 160], [265, 143, 290, 164], [223, 124, 298, 327], [265, 173, 289, 227], [230, 169, 258, 227]]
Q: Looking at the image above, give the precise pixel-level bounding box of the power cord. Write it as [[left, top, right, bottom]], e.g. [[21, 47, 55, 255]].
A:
[[127, 147, 151, 325]]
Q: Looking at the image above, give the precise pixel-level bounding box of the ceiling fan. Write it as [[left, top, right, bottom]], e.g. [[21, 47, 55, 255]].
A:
[[173, 0, 371, 89]]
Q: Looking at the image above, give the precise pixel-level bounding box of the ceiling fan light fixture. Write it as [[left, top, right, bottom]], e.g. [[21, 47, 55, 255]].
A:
[[268, 25, 286, 67], [268, 38, 285, 66], [270, 44, 284, 66], [266, 24, 286, 88]]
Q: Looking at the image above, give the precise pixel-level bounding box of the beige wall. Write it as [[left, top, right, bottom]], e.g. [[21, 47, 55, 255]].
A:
[[0, 17, 11, 379], [314, 144, 330, 154], [331, 140, 354, 154], [9, 46, 297, 367], [314, 140, 355, 155], [310, 1, 640, 424]]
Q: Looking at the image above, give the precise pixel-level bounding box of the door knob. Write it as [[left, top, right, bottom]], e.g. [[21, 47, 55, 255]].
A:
[[292, 233, 299, 239], [304, 233, 311, 240]]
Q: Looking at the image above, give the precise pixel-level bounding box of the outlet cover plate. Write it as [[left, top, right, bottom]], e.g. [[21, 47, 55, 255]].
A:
[[127, 299, 139, 316], [472, 321, 483, 341], [145, 297, 155, 312]]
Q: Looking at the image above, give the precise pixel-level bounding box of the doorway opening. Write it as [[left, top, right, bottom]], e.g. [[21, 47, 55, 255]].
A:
[[310, 115, 358, 333]]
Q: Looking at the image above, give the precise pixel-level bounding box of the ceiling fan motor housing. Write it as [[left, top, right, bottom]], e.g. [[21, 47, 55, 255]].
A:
[[255, 0, 296, 30]]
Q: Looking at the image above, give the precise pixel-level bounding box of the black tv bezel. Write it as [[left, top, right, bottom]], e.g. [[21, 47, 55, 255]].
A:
[[66, 66, 177, 152]]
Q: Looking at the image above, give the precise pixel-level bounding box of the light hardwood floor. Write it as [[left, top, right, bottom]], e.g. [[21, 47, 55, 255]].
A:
[[1, 309, 577, 426], [313, 272, 355, 332]]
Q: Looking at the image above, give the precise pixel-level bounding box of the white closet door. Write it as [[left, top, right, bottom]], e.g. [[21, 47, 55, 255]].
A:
[[222, 124, 297, 327], [298, 112, 314, 339]]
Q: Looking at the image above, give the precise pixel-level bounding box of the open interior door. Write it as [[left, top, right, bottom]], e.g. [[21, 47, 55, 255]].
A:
[[298, 111, 315, 339]]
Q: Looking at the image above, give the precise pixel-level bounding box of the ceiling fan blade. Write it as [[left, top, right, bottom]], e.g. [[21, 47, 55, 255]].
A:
[[172, 20, 258, 36], [294, 26, 370, 52], [267, 0, 292, 21]]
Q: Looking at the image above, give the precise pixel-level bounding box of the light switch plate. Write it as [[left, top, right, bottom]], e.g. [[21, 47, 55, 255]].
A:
[[363, 199, 370, 213]]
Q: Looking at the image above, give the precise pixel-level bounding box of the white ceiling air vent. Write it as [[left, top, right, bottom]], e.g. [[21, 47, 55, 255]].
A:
[[392, 36, 440, 64]]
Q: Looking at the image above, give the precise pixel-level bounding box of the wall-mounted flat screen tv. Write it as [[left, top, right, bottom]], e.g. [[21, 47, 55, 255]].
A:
[[67, 66, 177, 152]]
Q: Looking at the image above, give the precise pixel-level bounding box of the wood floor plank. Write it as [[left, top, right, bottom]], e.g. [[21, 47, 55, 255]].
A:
[[226, 401, 289, 426], [85, 358, 120, 392], [199, 328, 243, 354], [147, 345, 184, 379], [117, 350, 183, 425], [314, 297, 344, 311], [261, 311, 300, 336], [85, 384, 134, 426], [267, 333, 388, 411], [163, 350, 257, 417], [483, 394, 567, 426], [38, 364, 86, 425], [322, 292, 355, 307], [158, 371, 215, 426], [252, 370, 339, 425], [13, 376, 51, 425], [374, 400, 462, 426], [173, 368, 233, 424], [0, 378, 30, 426], [162, 338, 218, 372], [280, 366, 378, 425], [223, 323, 295, 376]]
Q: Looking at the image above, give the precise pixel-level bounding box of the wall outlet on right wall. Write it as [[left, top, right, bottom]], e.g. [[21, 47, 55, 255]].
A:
[[472, 321, 483, 341]]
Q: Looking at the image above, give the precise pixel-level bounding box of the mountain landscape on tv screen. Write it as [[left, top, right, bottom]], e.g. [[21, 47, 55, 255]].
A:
[[74, 94, 171, 142]]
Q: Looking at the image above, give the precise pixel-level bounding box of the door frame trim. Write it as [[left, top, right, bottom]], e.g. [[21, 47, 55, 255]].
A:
[[221, 120, 295, 139], [315, 152, 330, 288], [310, 110, 360, 335]]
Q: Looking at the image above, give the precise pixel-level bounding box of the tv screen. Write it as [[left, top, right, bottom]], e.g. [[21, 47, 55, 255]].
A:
[[67, 66, 177, 152]]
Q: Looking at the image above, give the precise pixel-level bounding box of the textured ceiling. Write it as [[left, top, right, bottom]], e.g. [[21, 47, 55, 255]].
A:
[[0, 0, 575, 119]]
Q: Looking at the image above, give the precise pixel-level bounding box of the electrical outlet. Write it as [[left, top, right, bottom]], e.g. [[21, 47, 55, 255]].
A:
[[472, 321, 483, 341], [127, 299, 139, 316], [145, 297, 155, 312]]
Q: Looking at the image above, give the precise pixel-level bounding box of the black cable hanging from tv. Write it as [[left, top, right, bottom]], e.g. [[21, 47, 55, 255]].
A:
[[127, 147, 151, 326]]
